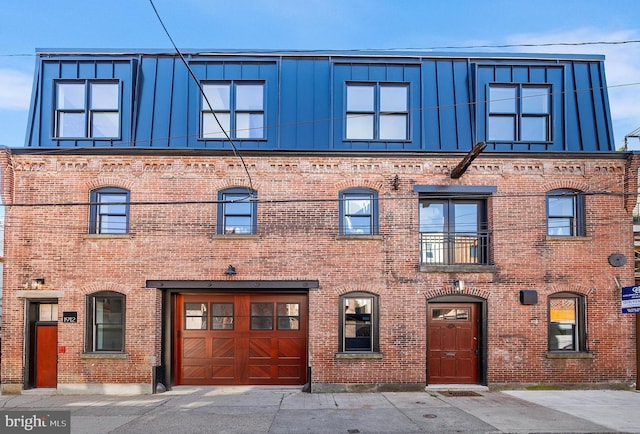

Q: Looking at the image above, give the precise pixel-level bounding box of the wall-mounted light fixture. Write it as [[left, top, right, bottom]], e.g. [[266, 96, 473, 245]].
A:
[[392, 174, 400, 191], [224, 265, 236, 276], [453, 279, 464, 293], [23, 278, 45, 290]]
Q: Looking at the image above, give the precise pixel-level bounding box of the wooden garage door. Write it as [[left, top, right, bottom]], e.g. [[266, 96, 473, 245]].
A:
[[175, 293, 308, 385]]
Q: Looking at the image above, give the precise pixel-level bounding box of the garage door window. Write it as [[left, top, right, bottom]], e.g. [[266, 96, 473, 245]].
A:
[[251, 303, 274, 330], [211, 303, 234, 330], [277, 303, 300, 330], [184, 303, 207, 330]]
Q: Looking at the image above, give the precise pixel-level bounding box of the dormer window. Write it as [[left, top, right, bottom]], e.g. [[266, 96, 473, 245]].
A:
[[55, 81, 120, 139]]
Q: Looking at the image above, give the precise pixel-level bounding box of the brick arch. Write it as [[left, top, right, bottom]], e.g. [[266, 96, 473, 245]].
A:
[[334, 179, 385, 195], [86, 177, 135, 192], [211, 178, 262, 193], [540, 180, 590, 193], [78, 282, 132, 297], [333, 283, 383, 296], [423, 284, 490, 301], [537, 284, 595, 298]]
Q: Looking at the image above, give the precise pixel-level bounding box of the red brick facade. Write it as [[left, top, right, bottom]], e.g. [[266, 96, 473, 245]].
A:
[[1, 149, 637, 393]]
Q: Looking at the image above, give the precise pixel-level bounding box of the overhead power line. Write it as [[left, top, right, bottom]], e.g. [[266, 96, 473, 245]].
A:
[[2, 37, 640, 58], [147, 0, 254, 194]]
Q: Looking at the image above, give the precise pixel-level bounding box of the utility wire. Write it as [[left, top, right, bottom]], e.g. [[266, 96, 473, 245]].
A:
[[3, 37, 640, 58], [147, 0, 254, 194], [0, 189, 634, 208]]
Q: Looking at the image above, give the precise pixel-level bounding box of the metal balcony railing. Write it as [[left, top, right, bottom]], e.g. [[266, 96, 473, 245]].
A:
[[419, 231, 491, 265]]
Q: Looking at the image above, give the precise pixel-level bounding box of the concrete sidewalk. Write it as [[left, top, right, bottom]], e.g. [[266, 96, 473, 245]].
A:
[[1, 386, 639, 433]]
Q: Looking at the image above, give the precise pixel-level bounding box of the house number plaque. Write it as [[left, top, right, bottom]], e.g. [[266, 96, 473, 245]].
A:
[[62, 312, 78, 323]]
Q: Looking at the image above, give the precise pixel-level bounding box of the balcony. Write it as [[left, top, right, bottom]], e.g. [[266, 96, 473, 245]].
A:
[[419, 231, 493, 272]]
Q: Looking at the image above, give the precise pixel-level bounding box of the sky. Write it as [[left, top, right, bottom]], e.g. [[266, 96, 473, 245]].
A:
[[1, 0, 640, 149]]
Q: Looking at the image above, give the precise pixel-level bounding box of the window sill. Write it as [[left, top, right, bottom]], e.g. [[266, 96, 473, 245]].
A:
[[83, 234, 132, 240], [335, 352, 383, 360], [80, 352, 129, 360], [212, 234, 259, 240], [419, 264, 497, 273], [546, 352, 594, 359], [545, 236, 592, 242], [335, 235, 383, 241]]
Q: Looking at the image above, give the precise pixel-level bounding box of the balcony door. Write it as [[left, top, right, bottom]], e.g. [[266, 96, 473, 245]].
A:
[[419, 199, 487, 265]]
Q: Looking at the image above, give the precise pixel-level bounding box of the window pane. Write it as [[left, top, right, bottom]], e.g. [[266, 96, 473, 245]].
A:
[[488, 115, 516, 141], [211, 303, 234, 330], [236, 113, 264, 138], [90, 83, 118, 109], [58, 112, 86, 137], [224, 216, 252, 234], [521, 116, 548, 141], [522, 87, 549, 113], [431, 308, 469, 320], [454, 203, 478, 232], [277, 303, 300, 330], [344, 216, 372, 235], [203, 84, 230, 110], [202, 112, 230, 139], [185, 302, 207, 330], [345, 195, 371, 215], [57, 83, 85, 109], [96, 325, 123, 351], [91, 112, 119, 138], [380, 86, 407, 111], [420, 202, 445, 232], [99, 215, 127, 234], [99, 193, 127, 206], [347, 85, 374, 111], [225, 199, 251, 215], [346, 114, 374, 139], [489, 86, 516, 113], [548, 217, 572, 236], [236, 84, 263, 110], [251, 302, 273, 330], [379, 114, 407, 140], [548, 196, 575, 217], [96, 298, 123, 324], [277, 303, 299, 316], [550, 298, 577, 350]]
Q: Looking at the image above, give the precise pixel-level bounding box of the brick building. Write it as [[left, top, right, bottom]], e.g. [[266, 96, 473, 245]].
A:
[[0, 49, 637, 394]]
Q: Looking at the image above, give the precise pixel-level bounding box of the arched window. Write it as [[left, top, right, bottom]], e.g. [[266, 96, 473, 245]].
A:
[[339, 292, 379, 353], [89, 187, 130, 234], [217, 188, 257, 235], [85, 291, 125, 353], [548, 292, 586, 352], [339, 188, 378, 235], [546, 189, 585, 236]]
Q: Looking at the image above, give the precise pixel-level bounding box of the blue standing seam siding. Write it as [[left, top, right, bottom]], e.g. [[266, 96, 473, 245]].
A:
[[574, 62, 597, 151], [590, 62, 614, 151], [151, 57, 175, 148], [25, 51, 617, 152], [25, 64, 41, 147]]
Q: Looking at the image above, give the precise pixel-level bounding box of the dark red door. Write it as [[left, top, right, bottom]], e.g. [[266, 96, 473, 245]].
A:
[[428, 303, 479, 384], [175, 293, 308, 385], [35, 324, 57, 387]]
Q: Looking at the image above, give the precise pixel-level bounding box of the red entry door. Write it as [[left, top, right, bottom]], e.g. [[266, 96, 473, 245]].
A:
[[428, 303, 479, 384], [35, 324, 58, 387]]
